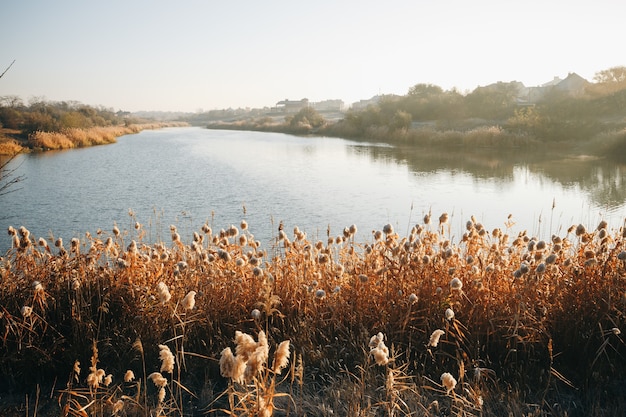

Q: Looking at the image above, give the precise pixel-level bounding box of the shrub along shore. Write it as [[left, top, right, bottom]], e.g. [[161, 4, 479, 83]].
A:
[[0, 122, 188, 155], [0, 216, 625, 416]]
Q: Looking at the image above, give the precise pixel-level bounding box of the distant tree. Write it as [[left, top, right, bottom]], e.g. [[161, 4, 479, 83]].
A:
[[287, 107, 325, 129], [464, 82, 519, 120], [407, 83, 444, 97], [593, 66, 626, 84], [390, 110, 412, 130]]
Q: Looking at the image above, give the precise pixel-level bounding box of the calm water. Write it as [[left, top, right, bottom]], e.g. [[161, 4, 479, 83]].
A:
[[1, 126, 625, 253]]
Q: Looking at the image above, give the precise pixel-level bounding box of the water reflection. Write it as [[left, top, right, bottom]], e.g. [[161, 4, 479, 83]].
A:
[[348, 143, 626, 210]]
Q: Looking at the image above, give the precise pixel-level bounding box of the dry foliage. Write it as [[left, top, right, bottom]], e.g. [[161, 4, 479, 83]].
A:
[[0, 214, 625, 416]]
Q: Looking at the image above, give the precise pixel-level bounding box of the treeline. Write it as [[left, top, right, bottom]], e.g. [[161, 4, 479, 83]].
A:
[[0, 98, 186, 154], [0, 97, 141, 134], [328, 67, 626, 145]]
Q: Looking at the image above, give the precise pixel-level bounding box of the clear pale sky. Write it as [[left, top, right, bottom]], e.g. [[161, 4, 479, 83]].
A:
[[1, 0, 623, 113]]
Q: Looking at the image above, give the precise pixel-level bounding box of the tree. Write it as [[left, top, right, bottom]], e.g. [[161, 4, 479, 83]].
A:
[[0, 154, 25, 197], [593, 66, 626, 84], [287, 107, 325, 129]]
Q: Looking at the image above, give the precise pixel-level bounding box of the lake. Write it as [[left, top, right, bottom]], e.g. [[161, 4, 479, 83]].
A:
[[1, 126, 624, 254]]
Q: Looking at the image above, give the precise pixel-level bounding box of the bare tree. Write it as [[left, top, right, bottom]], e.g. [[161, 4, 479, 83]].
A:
[[0, 154, 24, 196], [0, 60, 15, 79], [0, 59, 25, 196]]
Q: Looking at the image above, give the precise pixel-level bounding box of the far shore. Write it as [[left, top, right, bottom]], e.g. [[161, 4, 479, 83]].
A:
[[0, 122, 189, 156]]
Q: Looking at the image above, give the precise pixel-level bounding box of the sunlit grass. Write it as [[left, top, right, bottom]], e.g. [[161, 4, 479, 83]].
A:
[[1, 214, 625, 416], [25, 123, 187, 151]]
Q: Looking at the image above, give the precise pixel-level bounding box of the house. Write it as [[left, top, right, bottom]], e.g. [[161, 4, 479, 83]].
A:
[[350, 95, 384, 111], [554, 72, 589, 96], [516, 73, 589, 105], [273, 98, 309, 113], [312, 99, 346, 112]]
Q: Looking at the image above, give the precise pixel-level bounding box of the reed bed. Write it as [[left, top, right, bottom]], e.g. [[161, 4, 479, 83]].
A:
[[0, 138, 24, 155], [27, 123, 187, 151], [0, 215, 625, 416]]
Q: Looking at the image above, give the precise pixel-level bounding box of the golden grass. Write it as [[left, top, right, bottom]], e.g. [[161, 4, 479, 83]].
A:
[[26, 123, 187, 151], [0, 138, 24, 155], [0, 215, 625, 416]]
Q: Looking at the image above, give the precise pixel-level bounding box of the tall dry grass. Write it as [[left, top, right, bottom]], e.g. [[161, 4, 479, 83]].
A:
[[27, 123, 186, 151], [0, 138, 24, 155], [0, 214, 625, 416]]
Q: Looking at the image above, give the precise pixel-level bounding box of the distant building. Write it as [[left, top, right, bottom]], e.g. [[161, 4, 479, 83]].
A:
[[273, 98, 309, 113], [312, 99, 346, 112], [350, 95, 384, 111], [516, 72, 590, 105]]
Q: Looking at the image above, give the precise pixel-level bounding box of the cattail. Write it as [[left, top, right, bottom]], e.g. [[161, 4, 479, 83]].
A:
[[441, 372, 457, 394], [251, 308, 261, 320], [220, 347, 235, 378], [439, 213, 449, 225], [575, 224, 586, 236], [19, 226, 30, 239], [244, 348, 266, 381], [445, 308, 455, 321], [181, 290, 196, 311], [87, 367, 106, 389], [450, 277, 463, 292], [408, 293, 418, 304], [113, 226, 120, 237], [158, 344, 175, 373], [112, 400, 124, 414], [369, 332, 385, 349], [428, 329, 445, 347], [235, 331, 258, 360], [148, 372, 168, 388], [382, 224, 394, 235], [7, 226, 16, 236], [157, 282, 171, 304], [272, 340, 291, 374], [256, 330, 270, 364], [315, 289, 326, 299], [158, 387, 166, 403], [370, 340, 390, 366], [359, 274, 369, 283], [21, 306, 32, 318], [124, 370, 135, 382]]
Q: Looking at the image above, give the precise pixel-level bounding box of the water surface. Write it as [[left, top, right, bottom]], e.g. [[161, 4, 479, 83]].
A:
[[1, 127, 624, 253]]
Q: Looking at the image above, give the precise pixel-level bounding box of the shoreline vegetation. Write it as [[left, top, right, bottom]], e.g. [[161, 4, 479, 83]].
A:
[[0, 99, 189, 156], [0, 123, 188, 155], [0, 217, 625, 416], [202, 67, 626, 162]]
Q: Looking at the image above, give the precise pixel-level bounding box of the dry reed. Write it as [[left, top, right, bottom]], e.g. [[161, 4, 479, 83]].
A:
[[0, 214, 625, 416]]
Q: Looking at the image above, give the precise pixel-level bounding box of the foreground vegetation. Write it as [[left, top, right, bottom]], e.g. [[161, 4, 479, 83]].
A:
[[1, 213, 625, 416]]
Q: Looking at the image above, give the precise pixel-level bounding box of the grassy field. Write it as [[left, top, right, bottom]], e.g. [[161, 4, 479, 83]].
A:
[[0, 215, 625, 416]]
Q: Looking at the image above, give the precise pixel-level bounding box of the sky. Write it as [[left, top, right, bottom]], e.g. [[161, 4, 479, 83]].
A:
[[1, 0, 624, 113]]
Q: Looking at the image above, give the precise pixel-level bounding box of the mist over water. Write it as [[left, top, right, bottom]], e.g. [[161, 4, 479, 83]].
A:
[[1, 126, 624, 253]]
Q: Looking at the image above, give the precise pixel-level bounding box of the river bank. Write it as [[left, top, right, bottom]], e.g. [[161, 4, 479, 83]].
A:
[[0, 122, 189, 155]]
